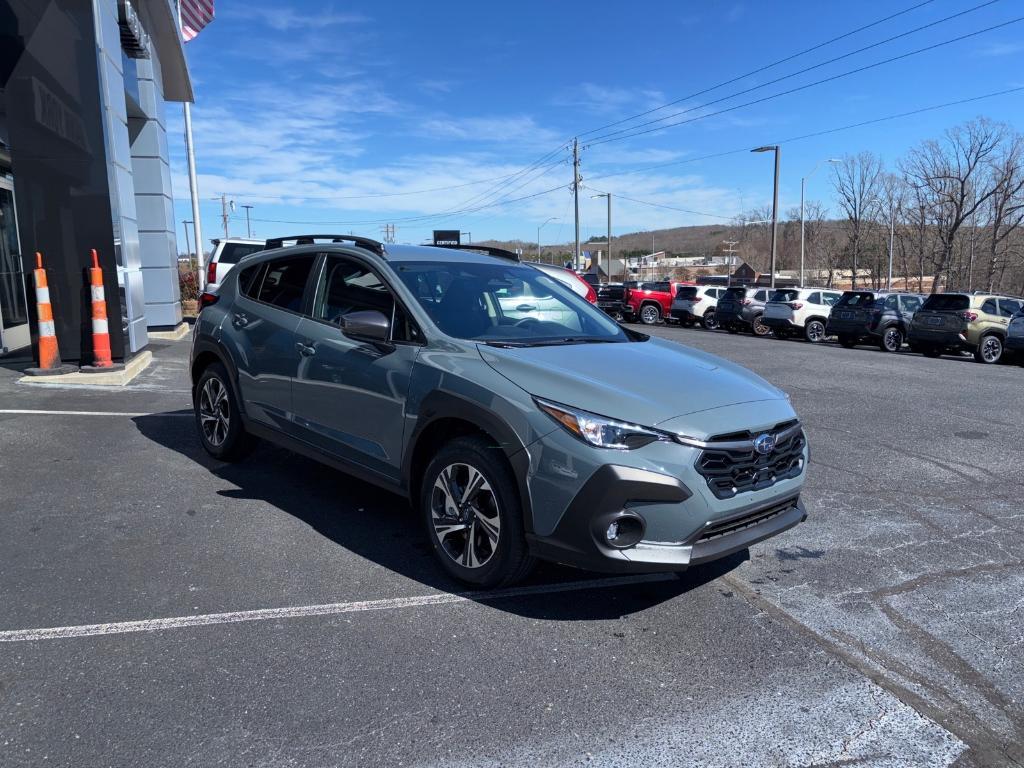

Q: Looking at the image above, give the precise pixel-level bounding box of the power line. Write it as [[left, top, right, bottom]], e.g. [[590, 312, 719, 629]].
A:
[[577, 0, 940, 139], [586, 14, 1024, 148], [584, 187, 733, 221], [583, 0, 1002, 146]]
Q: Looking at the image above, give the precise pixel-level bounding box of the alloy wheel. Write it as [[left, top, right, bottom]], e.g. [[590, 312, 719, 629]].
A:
[[640, 305, 660, 325], [806, 320, 825, 343], [883, 328, 903, 352], [981, 336, 1003, 363], [752, 316, 772, 337], [199, 377, 230, 447], [431, 463, 501, 569], [703, 312, 719, 330]]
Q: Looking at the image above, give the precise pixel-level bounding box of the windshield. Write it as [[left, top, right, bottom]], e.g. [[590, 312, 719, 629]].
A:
[[835, 291, 877, 307], [769, 289, 799, 302], [394, 261, 630, 345], [922, 294, 969, 311]]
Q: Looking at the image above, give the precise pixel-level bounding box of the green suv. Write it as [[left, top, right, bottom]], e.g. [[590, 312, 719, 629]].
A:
[[908, 292, 1023, 364]]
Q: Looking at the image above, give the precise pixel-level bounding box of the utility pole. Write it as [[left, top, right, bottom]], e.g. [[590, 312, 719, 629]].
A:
[[723, 239, 739, 287], [182, 220, 193, 263], [215, 194, 232, 239], [572, 138, 581, 270], [461, 231, 471, 244], [380, 224, 396, 243], [241, 204, 254, 238]]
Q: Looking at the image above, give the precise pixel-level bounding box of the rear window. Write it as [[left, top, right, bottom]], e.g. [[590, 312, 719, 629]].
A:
[[217, 243, 265, 264], [642, 281, 670, 292], [835, 292, 877, 308], [769, 289, 799, 302], [921, 294, 969, 311], [722, 287, 747, 299], [676, 286, 699, 299]]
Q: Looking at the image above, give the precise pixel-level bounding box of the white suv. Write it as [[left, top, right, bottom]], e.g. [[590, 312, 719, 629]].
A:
[[762, 288, 843, 343], [206, 238, 266, 292], [670, 285, 725, 329]]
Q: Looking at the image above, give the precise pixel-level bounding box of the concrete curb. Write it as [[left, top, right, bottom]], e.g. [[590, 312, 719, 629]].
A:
[[148, 322, 191, 341], [18, 351, 153, 387]]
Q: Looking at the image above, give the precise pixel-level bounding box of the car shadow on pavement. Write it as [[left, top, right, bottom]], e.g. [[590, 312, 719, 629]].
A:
[[133, 410, 746, 621]]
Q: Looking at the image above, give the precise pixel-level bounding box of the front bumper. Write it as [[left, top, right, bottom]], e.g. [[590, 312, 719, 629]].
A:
[[526, 463, 807, 574]]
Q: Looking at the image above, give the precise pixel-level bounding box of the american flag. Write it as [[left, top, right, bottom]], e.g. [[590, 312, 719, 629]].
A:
[[180, 0, 215, 42]]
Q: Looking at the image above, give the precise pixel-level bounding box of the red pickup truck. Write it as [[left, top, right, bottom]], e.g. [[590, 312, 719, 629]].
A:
[[622, 281, 693, 325]]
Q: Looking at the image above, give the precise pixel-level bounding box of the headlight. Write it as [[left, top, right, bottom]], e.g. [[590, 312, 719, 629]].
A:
[[535, 399, 669, 450]]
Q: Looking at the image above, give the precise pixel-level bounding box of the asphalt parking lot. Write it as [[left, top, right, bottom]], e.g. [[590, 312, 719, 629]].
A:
[[1, 328, 1022, 767]]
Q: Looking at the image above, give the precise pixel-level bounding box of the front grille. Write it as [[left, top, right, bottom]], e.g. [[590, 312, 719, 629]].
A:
[[695, 496, 799, 542], [694, 421, 805, 499]]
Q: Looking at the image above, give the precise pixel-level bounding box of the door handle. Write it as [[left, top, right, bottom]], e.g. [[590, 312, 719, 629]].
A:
[[295, 341, 316, 357], [516, 304, 538, 312], [232, 313, 249, 328]]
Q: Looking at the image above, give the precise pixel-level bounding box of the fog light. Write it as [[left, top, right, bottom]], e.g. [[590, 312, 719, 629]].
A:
[[602, 513, 645, 549]]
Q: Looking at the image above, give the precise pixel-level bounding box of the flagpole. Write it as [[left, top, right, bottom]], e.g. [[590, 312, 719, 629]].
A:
[[177, 1, 206, 291]]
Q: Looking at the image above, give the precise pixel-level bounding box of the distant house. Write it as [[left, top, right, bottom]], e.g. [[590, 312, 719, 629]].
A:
[[731, 262, 757, 285]]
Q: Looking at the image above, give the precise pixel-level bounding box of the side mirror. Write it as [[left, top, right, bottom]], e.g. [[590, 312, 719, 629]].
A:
[[340, 309, 390, 343]]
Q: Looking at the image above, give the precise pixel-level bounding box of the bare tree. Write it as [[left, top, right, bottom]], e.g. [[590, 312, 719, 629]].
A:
[[901, 118, 1006, 292], [983, 132, 1024, 292], [799, 200, 830, 283], [832, 152, 884, 288]]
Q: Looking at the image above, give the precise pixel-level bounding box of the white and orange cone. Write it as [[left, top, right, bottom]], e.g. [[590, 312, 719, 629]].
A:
[[80, 249, 124, 373], [24, 252, 75, 376]]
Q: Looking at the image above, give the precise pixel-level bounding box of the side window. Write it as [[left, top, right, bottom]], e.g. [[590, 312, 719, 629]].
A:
[[807, 292, 821, 304], [754, 290, 766, 301], [883, 295, 899, 312], [314, 257, 394, 324], [901, 295, 922, 313], [255, 256, 316, 312], [237, 263, 263, 298], [824, 292, 841, 306], [999, 299, 1022, 317], [981, 298, 998, 316]]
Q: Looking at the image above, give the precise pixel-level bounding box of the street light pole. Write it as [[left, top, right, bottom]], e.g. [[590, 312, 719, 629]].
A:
[[590, 193, 611, 280], [241, 204, 254, 238], [752, 146, 780, 289], [799, 158, 839, 287], [537, 217, 558, 263]]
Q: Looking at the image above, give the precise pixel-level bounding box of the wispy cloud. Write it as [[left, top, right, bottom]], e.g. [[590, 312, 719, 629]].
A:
[[552, 83, 666, 115], [976, 41, 1024, 58], [227, 5, 369, 32], [418, 115, 563, 147]]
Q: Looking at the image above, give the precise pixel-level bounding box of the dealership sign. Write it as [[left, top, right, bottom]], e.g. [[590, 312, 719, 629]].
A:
[[432, 230, 460, 246]]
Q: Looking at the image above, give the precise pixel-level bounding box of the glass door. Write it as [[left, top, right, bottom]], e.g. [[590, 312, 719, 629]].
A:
[[0, 175, 30, 353]]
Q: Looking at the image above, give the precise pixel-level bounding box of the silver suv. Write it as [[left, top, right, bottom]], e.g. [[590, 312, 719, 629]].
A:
[[191, 235, 808, 587]]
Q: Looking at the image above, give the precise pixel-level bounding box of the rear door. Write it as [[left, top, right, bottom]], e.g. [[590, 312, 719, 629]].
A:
[[290, 254, 422, 480], [230, 253, 316, 429]]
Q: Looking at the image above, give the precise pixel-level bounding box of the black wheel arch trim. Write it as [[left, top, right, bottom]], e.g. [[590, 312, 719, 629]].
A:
[[190, 338, 247, 417], [403, 390, 535, 532]]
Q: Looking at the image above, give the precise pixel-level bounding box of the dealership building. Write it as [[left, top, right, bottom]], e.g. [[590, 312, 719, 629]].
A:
[[0, 0, 191, 362]]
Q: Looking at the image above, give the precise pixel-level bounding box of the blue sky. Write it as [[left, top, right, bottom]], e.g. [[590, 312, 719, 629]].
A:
[[169, 0, 1024, 251]]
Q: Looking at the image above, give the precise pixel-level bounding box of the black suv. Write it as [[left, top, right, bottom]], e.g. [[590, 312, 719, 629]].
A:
[[827, 290, 925, 353], [716, 286, 772, 336]]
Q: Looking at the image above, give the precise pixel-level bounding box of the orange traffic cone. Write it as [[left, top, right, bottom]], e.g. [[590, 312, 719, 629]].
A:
[[81, 249, 124, 373], [24, 252, 75, 376]]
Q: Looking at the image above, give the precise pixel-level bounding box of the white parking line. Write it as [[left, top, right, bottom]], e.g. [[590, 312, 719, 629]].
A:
[[0, 573, 677, 642], [0, 409, 191, 417]]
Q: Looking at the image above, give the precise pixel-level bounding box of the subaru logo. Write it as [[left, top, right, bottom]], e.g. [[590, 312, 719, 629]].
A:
[[753, 433, 776, 456]]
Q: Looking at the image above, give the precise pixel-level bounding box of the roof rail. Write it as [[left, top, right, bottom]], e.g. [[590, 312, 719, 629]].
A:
[[423, 243, 520, 261], [264, 234, 385, 256]]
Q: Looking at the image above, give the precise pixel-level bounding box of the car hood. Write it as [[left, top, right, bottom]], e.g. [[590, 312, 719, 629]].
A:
[[478, 337, 787, 428]]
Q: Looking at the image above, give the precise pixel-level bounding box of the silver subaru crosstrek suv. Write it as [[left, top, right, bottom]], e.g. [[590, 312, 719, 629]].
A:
[[190, 235, 808, 587]]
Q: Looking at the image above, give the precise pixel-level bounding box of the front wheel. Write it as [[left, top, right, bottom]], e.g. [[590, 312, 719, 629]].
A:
[[880, 327, 904, 353], [193, 363, 255, 461], [804, 320, 826, 344], [702, 311, 719, 330], [639, 304, 661, 325], [421, 437, 534, 588], [752, 315, 773, 337], [974, 334, 1003, 364]]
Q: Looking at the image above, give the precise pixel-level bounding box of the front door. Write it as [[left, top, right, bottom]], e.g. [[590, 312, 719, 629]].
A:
[[0, 176, 30, 354], [291, 255, 421, 482]]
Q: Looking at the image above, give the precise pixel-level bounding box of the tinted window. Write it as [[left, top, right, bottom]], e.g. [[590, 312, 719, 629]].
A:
[[237, 264, 263, 298], [770, 289, 799, 302], [722, 287, 747, 300], [676, 286, 699, 299], [315, 258, 394, 322], [255, 256, 315, 312], [900, 295, 922, 313], [217, 243, 265, 264], [823, 292, 842, 306], [644, 281, 670, 292], [999, 299, 1022, 317], [883, 295, 899, 311], [835, 292, 876, 307], [754, 290, 767, 301], [981, 299, 998, 315], [921, 294, 969, 311], [805, 292, 821, 304]]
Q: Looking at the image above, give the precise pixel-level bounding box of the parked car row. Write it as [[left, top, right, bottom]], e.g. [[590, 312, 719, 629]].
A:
[[609, 282, 1024, 365]]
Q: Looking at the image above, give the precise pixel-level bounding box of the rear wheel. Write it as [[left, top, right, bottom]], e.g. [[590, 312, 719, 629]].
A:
[[838, 335, 857, 349], [752, 315, 772, 337], [804, 319, 826, 344], [639, 303, 661, 325], [702, 311, 719, 330], [421, 437, 534, 588], [880, 326, 904, 353], [194, 363, 255, 461], [974, 334, 1003, 364]]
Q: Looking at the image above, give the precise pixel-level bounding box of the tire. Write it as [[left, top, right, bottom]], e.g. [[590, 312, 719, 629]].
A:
[[702, 311, 719, 331], [421, 436, 535, 588], [879, 326, 904, 353], [639, 303, 661, 325], [751, 314, 772, 337], [921, 346, 942, 358], [193, 362, 255, 461], [804, 319, 826, 344], [838, 336, 857, 349], [974, 334, 1003, 364]]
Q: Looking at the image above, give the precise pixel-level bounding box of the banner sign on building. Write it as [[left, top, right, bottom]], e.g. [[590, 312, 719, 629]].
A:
[[433, 230, 460, 246]]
